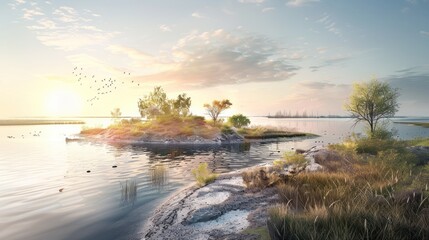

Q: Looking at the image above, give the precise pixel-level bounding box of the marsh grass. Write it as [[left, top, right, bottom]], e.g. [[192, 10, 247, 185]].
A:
[[237, 126, 307, 139], [80, 116, 220, 139], [191, 163, 218, 187], [268, 138, 429, 240]]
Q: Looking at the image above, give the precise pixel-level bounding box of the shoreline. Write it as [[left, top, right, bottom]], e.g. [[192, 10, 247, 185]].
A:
[[142, 147, 324, 240], [0, 119, 85, 126]]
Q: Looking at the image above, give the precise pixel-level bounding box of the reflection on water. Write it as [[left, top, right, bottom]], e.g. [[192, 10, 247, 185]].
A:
[[120, 179, 138, 206], [150, 165, 168, 190], [1, 117, 429, 240]]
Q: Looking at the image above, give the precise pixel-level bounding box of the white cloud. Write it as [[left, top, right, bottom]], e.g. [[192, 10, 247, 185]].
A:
[[14, 3, 114, 51], [191, 12, 203, 18], [132, 29, 299, 88], [160, 24, 172, 32], [22, 7, 44, 20], [107, 45, 153, 61], [317, 14, 342, 37], [420, 30, 429, 36], [238, 0, 265, 3], [287, 0, 320, 7], [262, 7, 275, 13]]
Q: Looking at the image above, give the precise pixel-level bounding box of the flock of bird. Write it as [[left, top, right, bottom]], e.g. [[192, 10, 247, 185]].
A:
[[72, 67, 141, 106]]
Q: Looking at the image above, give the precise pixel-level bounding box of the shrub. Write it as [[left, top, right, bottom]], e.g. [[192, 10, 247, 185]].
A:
[[191, 163, 217, 186], [228, 114, 251, 128], [221, 124, 234, 134], [283, 152, 307, 166]]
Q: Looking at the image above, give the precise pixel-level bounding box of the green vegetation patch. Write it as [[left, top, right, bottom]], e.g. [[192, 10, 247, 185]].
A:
[[191, 163, 218, 187], [238, 127, 307, 139], [267, 137, 429, 240], [242, 226, 270, 240], [395, 121, 429, 128]]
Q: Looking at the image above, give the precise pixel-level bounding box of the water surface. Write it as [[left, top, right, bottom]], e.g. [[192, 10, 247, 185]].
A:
[[1, 117, 428, 240]]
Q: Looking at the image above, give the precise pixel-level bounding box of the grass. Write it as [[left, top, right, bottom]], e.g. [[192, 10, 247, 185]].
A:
[[0, 119, 85, 125], [242, 226, 270, 240], [395, 121, 429, 128], [237, 126, 308, 139], [266, 137, 429, 240], [80, 115, 220, 140], [408, 138, 429, 147], [191, 163, 218, 187]]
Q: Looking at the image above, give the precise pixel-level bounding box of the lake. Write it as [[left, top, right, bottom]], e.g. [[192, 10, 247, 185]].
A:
[[1, 117, 428, 240]]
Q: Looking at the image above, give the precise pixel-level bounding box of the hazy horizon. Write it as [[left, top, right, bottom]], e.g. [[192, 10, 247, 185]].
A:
[[2, 0, 429, 118]]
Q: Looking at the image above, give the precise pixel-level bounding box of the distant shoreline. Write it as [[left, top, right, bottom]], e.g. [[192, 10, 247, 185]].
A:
[[0, 119, 85, 126]]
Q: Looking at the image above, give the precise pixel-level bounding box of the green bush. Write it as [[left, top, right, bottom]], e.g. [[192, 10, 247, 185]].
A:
[[221, 124, 234, 134], [228, 114, 251, 128], [191, 163, 217, 186], [283, 152, 307, 166]]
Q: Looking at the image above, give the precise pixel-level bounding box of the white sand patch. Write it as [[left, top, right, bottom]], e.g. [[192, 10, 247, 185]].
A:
[[193, 191, 231, 207], [191, 210, 250, 233], [216, 177, 245, 187]]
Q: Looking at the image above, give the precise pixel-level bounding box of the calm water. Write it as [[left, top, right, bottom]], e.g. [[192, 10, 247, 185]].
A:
[[1, 117, 428, 240]]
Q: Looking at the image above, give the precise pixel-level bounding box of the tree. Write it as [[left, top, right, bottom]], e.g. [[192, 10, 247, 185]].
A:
[[138, 87, 192, 119], [111, 108, 122, 122], [137, 87, 172, 119], [345, 78, 399, 135], [173, 93, 192, 117], [228, 114, 251, 128], [204, 99, 232, 123]]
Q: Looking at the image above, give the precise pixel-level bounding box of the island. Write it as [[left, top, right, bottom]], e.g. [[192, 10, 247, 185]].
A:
[[74, 87, 313, 145]]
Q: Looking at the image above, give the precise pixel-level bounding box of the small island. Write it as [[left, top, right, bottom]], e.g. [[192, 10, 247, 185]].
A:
[[76, 87, 312, 145]]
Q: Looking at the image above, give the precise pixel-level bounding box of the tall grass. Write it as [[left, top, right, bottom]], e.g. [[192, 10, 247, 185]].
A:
[[268, 138, 429, 240], [191, 163, 218, 187]]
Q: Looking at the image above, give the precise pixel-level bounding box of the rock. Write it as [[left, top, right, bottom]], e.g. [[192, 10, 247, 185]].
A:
[[295, 149, 306, 154], [186, 208, 223, 224]]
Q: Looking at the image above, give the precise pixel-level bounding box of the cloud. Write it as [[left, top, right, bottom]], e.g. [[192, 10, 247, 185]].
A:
[[317, 13, 342, 37], [14, 3, 114, 51], [420, 30, 429, 36], [286, 0, 320, 7], [106, 45, 153, 61], [262, 7, 275, 13], [191, 12, 204, 18], [22, 7, 44, 20], [238, 0, 266, 3], [310, 56, 350, 72], [130, 29, 299, 88], [159, 24, 172, 32], [385, 73, 429, 115]]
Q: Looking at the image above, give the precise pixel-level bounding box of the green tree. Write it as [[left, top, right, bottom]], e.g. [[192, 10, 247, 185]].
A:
[[137, 86, 172, 119], [203, 99, 232, 124], [228, 114, 251, 128], [173, 93, 192, 117], [111, 108, 122, 122], [344, 78, 399, 135]]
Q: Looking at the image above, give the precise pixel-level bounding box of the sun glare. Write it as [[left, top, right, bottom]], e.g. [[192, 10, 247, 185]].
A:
[[45, 88, 83, 117]]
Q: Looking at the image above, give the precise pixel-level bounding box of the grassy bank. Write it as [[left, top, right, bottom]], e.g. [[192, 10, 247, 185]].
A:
[[242, 137, 429, 240], [81, 116, 219, 139], [237, 126, 311, 139], [80, 117, 311, 142], [0, 119, 85, 126], [395, 121, 429, 128]]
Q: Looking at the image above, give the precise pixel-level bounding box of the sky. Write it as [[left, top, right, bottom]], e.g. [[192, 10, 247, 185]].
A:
[[1, 0, 429, 118]]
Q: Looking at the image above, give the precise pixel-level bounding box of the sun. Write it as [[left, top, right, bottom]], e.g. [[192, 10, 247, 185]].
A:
[[45, 87, 83, 117]]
